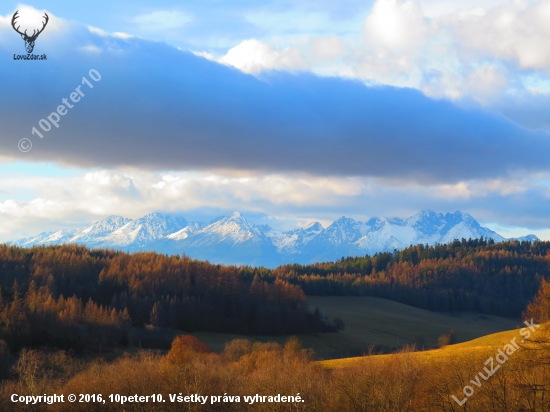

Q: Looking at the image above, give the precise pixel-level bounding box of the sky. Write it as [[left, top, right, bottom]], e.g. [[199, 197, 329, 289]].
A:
[[1, 0, 550, 241]]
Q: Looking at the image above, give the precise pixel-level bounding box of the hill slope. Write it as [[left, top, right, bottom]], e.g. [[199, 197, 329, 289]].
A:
[[319, 326, 527, 369], [190, 295, 518, 360]]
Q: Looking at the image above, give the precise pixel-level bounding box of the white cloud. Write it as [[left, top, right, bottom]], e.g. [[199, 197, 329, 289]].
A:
[[430, 178, 529, 199], [0, 169, 361, 219], [214, 0, 550, 106], [1, 6, 66, 37], [447, 1, 550, 71], [353, 0, 435, 88], [0, 14, 9, 29], [87, 26, 132, 39], [0, 169, 377, 240], [363, 0, 429, 52], [1, 167, 548, 242], [88, 26, 107, 36], [310, 35, 346, 60], [193, 51, 215, 61], [416, 0, 511, 18], [113, 32, 133, 39], [463, 64, 510, 104], [219, 39, 308, 73]]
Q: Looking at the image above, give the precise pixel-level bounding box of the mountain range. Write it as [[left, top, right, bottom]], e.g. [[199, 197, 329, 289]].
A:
[[12, 210, 538, 267]]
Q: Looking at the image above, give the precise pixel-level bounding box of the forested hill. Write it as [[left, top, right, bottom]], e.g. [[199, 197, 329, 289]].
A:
[[0, 245, 336, 351], [273, 238, 550, 317], [1, 239, 548, 351]]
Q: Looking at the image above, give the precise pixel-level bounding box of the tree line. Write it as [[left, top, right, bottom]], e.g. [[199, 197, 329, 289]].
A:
[[0, 245, 336, 350], [272, 238, 550, 316], [2, 238, 549, 351]]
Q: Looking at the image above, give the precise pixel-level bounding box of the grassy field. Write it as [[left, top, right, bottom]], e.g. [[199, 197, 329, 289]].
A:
[[190, 295, 519, 360], [318, 327, 524, 369]]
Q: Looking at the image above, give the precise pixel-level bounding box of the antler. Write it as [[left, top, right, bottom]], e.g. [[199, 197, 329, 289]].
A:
[[11, 10, 49, 39], [32, 13, 49, 39], [11, 10, 25, 36]]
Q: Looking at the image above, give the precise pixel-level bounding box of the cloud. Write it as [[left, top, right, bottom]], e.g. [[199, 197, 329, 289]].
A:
[[193, 51, 215, 61], [445, 1, 550, 71], [1, 14, 550, 184], [88, 26, 134, 40], [0, 168, 369, 240], [88, 26, 107, 36], [1, 167, 549, 242], [1, 6, 66, 43], [363, 0, 429, 52], [349, 0, 433, 88], [310, 35, 346, 60], [211, 1, 550, 112], [354, 0, 550, 100], [462, 64, 509, 105], [219, 39, 308, 73], [416, 0, 510, 18], [113, 32, 133, 39], [2, 4, 550, 243]]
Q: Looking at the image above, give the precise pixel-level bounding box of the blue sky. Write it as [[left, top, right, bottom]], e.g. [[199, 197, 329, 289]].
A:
[[1, 0, 550, 241]]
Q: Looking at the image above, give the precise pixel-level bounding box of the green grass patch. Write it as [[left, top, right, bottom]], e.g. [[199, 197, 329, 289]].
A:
[[191, 296, 519, 360]]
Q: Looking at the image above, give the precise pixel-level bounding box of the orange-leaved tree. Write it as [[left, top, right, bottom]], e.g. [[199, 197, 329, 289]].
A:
[[163, 335, 211, 365]]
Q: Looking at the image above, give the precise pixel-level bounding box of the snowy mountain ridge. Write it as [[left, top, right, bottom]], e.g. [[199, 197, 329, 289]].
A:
[[12, 210, 538, 267]]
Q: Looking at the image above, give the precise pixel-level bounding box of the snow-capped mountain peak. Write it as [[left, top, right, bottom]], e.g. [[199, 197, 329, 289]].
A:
[[166, 222, 206, 240], [304, 222, 323, 231], [97, 213, 188, 247], [193, 212, 267, 244], [70, 215, 132, 243], [38, 229, 84, 245], [11, 210, 538, 267], [14, 231, 55, 247]]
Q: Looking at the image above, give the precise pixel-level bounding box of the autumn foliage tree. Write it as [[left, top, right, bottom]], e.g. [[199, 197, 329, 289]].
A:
[[163, 335, 212, 365], [0, 244, 329, 350], [274, 238, 550, 317]]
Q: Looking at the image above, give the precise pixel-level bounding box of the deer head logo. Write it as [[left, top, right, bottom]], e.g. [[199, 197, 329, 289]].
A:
[[11, 10, 49, 54]]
